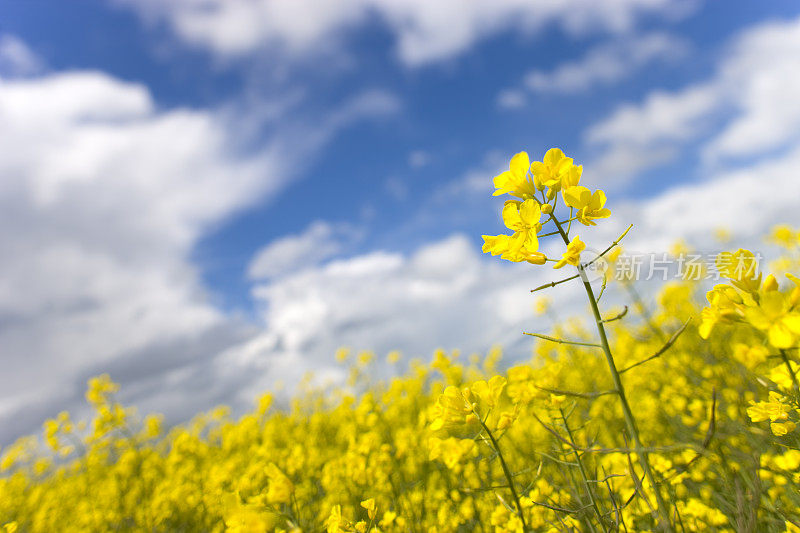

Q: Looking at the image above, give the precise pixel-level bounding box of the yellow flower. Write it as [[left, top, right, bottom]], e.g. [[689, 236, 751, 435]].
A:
[[771, 420, 796, 436], [562, 186, 611, 226], [553, 236, 586, 269], [85, 374, 119, 406], [493, 152, 538, 198], [360, 498, 377, 520], [744, 291, 800, 349], [534, 297, 551, 315], [747, 391, 791, 423], [716, 249, 762, 293], [470, 376, 506, 409], [530, 148, 580, 197], [335, 347, 351, 362], [496, 406, 519, 431], [482, 200, 547, 264], [265, 463, 294, 505], [428, 437, 475, 470], [222, 494, 274, 533], [325, 505, 350, 533], [699, 284, 746, 339], [430, 386, 477, 431], [769, 361, 799, 391], [731, 343, 768, 369], [768, 224, 797, 247], [379, 511, 397, 528], [502, 200, 542, 252]]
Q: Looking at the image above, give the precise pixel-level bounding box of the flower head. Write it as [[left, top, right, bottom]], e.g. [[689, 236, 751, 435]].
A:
[[493, 152, 538, 199], [529, 148, 583, 199], [562, 186, 611, 226], [553, 236, 586, 269]]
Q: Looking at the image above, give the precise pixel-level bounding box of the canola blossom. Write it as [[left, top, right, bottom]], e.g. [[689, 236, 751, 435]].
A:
[[3, 149, 800, 532]]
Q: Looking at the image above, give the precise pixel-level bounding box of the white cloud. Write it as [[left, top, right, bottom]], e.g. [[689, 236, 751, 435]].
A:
[[525, 33, 687, 94], [0, 66, 398, 442], [115, 0, 691, 66], [228, 234, 575, 400], [614, 146, 800, 253], [248, 221, 358, 280], [584, 15, 800, 181], [585, 85, 718, 180], [703, 17, 800, 161], [0, 35, 43, 76]]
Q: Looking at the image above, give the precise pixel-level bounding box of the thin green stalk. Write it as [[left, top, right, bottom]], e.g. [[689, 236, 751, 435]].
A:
[[780, 349, 800, 392], [550, 216, 674, 532], [560, 409, 608, 533], [480, 419, 529, 531]]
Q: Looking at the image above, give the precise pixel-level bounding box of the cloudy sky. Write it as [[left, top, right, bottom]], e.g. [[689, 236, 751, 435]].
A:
[[2, 0, 800, 442]]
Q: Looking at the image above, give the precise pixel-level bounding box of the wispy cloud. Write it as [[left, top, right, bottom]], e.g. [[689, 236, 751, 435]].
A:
[[115, 0, 693, 66], [526, 33, 687, 94], [0, 34, 43, 76], [584, 15, 800, 183]]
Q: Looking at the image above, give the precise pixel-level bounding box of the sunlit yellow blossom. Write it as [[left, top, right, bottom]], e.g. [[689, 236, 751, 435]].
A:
[[769, 361, 800, 391], [530, 148, 580, 197], [744, 291, 800, 348], [430, 386, 478, 432], [716, 249, 762, 293], [562, 186, 611, 226], [470, 375, 506, 409], [325, 505, 351, 533], [482, 199, 548, 264], [699, 284, 746, 339], [492, 152, 538, 198], [553, 236, 585, 269], [771, 420, 796, 436], [747, 391, 792, 423], [360, 498, 377, 520], [496, 406, 519, 431], [502, 200, 542, 252]]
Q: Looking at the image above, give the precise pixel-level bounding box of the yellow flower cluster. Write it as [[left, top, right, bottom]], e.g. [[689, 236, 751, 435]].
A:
[[483, 148, 610, 266]]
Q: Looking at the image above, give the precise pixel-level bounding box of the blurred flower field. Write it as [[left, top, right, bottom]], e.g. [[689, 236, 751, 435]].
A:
[[3, 150, 800, 532]]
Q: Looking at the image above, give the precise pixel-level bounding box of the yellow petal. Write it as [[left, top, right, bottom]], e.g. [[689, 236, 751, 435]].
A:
[[509, 152, 530, 178], [518, 199, 541, 225], [502, 203, 522, 230], [563, 186, 590, 209]]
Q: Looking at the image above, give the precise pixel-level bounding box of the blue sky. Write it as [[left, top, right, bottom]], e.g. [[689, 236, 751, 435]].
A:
[[2, 0, 800, 442]]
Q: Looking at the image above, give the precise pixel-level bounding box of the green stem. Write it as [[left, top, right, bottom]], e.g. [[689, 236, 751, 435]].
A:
[[480, 419, 528, 531], [550, 216, 673, 532], [560, 409, 608, 533], [780, 349, 800, 392]]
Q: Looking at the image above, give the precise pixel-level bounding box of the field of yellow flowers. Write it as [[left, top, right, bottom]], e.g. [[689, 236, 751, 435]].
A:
[[2, 149, 800, 532]]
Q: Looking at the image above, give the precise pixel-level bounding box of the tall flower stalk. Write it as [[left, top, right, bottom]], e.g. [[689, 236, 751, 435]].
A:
[[482, 148, 675, 531]]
